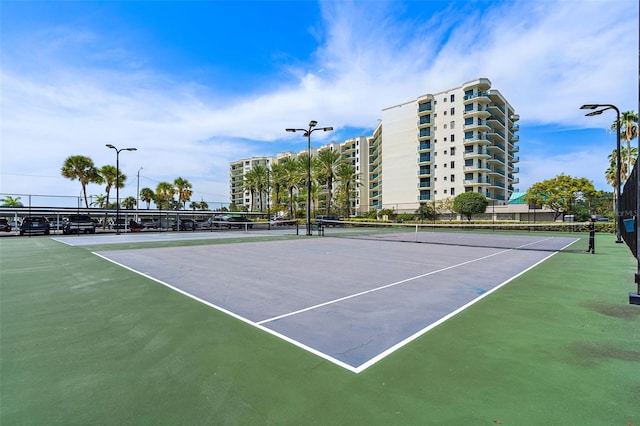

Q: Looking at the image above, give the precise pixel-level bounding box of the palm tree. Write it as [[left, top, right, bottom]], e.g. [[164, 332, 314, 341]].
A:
[[282, 157, 304, 218], [199, 200, 209, 211], [251, 165, 268, 211], [189, 201, 201, 211], [91, 194, 108, 209], [607, 146, 638, 186], [139, 187, 155, 209], [611, 111, 638, 176], [155, 182, 175, 210], [121, 196, 136, 210], [61, 155, 100, 208], [243, 168, 259, 211], [173, 177, 193, 209], [336, 162, 361, 217], [0, 195, 23, 207], [269, 162, 286, 212], [315, 148, 342, 215], [97, 165, 126, 228]]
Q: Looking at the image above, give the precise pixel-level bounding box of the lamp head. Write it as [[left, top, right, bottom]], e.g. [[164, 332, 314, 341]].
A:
[[309, 120, 318, 128], [285, 128, 297, 133], [585, 110, 603, 116], [580, 104, 599, 110], [323, 127, 334, 132], [106, 144, 116, 149], [125, 148, 137, 151]]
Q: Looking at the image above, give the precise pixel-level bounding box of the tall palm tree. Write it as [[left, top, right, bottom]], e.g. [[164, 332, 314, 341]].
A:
[[607, 146, 638, 186], [98, 165, 126, 210], [199, 200, 209, 211], [173, 177, 193, 209], [336, 162, 361, 217], [243, 168, 259, 211], [251, 165, 268, 211], [282, 157, 304, 218], [611, 111, 638, 176], [139, 187, 155, 209], [155, 182, 175, 210], [315, 148, 342, 215], [269, 162, 286, 212], [61, 155, 100, 208]]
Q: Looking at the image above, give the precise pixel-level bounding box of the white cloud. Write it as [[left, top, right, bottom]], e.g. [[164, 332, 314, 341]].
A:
[[1, 0, 637, 206]]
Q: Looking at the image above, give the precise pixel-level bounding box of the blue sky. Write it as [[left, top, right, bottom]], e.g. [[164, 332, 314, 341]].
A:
[[1, 0, 638, 207]]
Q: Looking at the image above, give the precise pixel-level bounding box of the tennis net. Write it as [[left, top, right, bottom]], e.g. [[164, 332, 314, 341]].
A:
[[318, 220, 585, 252]]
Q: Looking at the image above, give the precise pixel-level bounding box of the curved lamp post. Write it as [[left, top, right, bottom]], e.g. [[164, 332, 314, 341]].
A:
[[106, 144, 137, 234], [286, 121, 333, 236], [580, 104, 622, 243]]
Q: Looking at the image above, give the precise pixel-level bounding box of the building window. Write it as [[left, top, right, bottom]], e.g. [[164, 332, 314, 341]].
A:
[[443, 97, 447, 102], [451, 134, 455, 142], [444, 110, 447, 116], [450, 161, 455, 168], [450, 94, 455, 102], [451, 174, 455, 182], [444, 176, 447, 181], [450, 121, 455, 129], [444, 123, 447, 129], [450, 107, 455, 115], [451, 188, 456, 196], [444, 189, 448, 194], [444, 150, 447, 155], [444, 137, 447, 142], [451, 147, 456, 155]]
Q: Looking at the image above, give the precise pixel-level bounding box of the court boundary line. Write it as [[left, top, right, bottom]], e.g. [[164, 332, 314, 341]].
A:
[[92, 236, 579, 374]]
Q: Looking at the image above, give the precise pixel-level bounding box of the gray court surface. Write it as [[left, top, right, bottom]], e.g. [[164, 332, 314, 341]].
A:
[[94, 234, 579, 373]]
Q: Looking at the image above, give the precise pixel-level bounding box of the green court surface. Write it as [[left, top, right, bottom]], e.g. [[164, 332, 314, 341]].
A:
[[1, 233, 639, 425]]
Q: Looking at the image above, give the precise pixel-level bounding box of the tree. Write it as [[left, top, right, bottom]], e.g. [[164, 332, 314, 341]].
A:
[[611, 111, 638, 176], [97, 164, 126, 227], [155, 182, 175, 210], [269, 162, 286, 214], [315, 148, 342, 215], [173, 177, 193, 209], [139, 187, 155, 209], [199, 200, 209, 211], [61, 155, 100, 208], [120, 196, 136, 210], [91, 194, 107, 209], [415, 203, 436, 222], [524, 174, 597, 220], [189, 201, 201, 211], [453, 192, 488, 221], [0, 196, 23, 207], [336, 162, 361, 217], [282, 158, 304, 218]]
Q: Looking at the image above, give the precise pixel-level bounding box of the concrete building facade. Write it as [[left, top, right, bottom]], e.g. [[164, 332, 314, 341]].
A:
[[231, 78, 519, 215]]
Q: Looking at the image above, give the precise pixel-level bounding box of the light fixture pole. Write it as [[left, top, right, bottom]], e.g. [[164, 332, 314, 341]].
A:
[[106, 144, 137, 234], [136, 166, 143, 221], [286, 121, 334, 236], [580, 104, 622, 243]]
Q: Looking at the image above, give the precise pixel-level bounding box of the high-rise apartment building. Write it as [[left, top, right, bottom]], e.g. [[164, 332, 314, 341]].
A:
[[230, 78, 519, 215], [229, 156, 275, 209], [380, 78, 519, 211]]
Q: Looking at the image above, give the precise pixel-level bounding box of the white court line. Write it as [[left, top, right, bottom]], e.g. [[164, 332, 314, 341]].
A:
[[257, 236, 561, 325]]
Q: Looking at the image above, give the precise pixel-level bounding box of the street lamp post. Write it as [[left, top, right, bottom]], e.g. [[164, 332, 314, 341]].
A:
[[106, 144, 137, 235], [580, 104, 623, 243], [136, 167, 143, 222], [286, 121, 334, 236]]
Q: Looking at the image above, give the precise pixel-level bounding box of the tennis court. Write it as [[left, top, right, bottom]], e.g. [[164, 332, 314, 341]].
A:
[[94, 231, 578, 372]]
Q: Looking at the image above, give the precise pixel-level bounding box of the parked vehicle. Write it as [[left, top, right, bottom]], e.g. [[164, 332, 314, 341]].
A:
[[140, 218, 160, 229], [315, 215, 344, 227], [63, 215, 96, 234], [270, 216, 297, 226], [208, 215, 230, 228], [0, 218, 12, 232], [225, 216, 253, 229], [172, 219, 197, 231], [20, 216, 50, 235]]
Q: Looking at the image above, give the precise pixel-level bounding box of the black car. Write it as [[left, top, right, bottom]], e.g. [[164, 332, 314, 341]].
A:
[[20, 216, 51, 236], [172, 219, 197, 231], [0, 218, 11, 232]]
